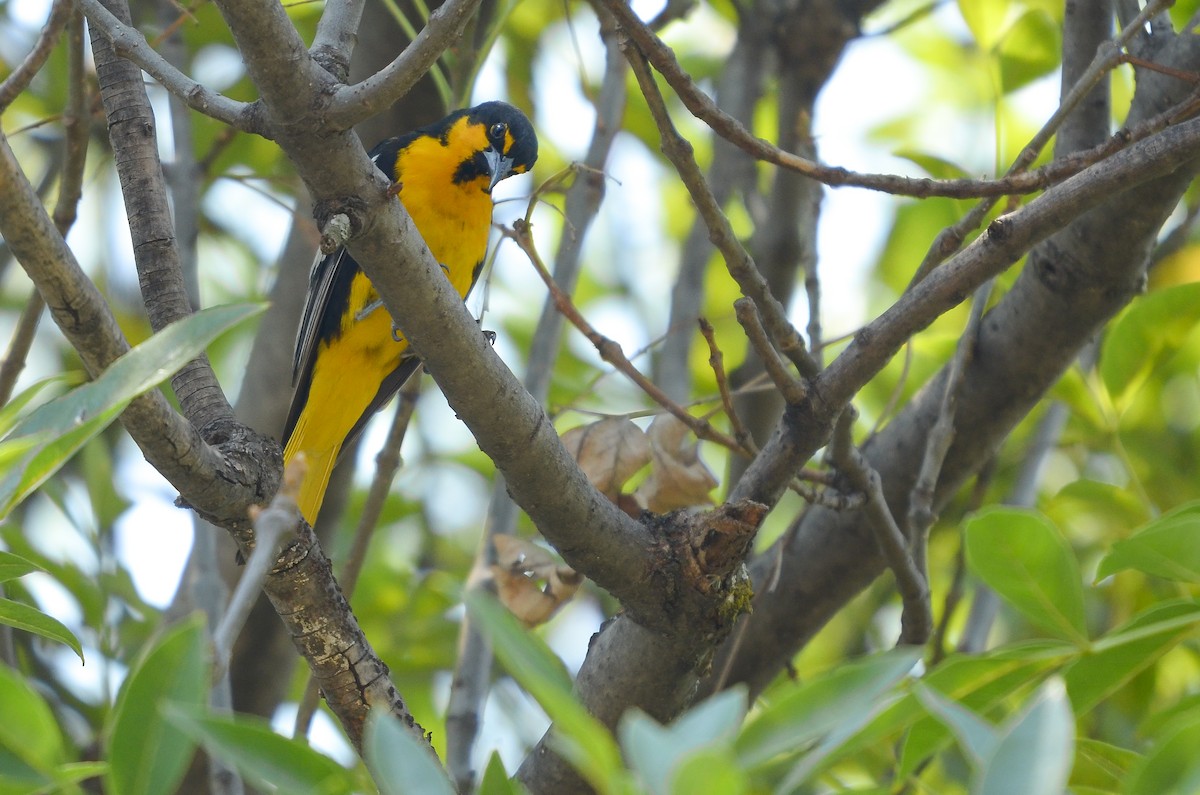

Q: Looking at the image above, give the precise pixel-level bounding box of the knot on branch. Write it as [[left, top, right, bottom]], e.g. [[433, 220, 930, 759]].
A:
[[175, 419, 283, 539], [315, 196, 368, 254], [652, 499, 767, 596], [312, 45, 351, 84]]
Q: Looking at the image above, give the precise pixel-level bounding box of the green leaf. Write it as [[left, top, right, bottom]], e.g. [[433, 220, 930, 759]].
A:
[[1097, 501, 1200, 583], [1101, 283, 1200, 408], [51, 761, 109, 789], [964, 508, 1088, 645], [620, 689, 746, 795], [957, 0, 1011, 50], [0, 598, 83, 663], [166, 703, 354, 795], [997, 9, 1061, 93], [897, 642, 1074, 779], [478, 751, 524, 795], [364, 709, 454, 795], [913, 683, 998, 766], [736, 647, 921, 768], [0, 551, 41, 583], [467, 591, 625, 794], [976, 678, 1074, 795], [670, 749, 747, 795], [1072, 739, 1141, 792], [0, 662, 66, 772], [0, 303, 264, 519], [1064, 600, 1200, 714], [1122, 713, 1200, 795], [0, 374, 78, 439], [106, 615, 209, 795]]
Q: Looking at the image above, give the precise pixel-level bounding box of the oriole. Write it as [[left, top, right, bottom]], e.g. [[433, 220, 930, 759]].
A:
[[282, 102, 539, 525]]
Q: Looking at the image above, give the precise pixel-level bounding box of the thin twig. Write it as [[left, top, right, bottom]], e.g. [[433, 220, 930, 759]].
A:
[[733, 298, 807, 404], [907, 0, 1177, 285], [1, 10, 89, 407], [75, 0, 263, 133], [324, 0, 484, 128], [602, 0, 1178, 202], [905, 280, 994, 578], [0, 295, 45, 407], [622, 41, 819, 380], [0, 0, 73, 112], [506, 219, 743, 454], [786, 478, 865, 510], [213, 465, 303, 681], [829, 409, 931, 646], [698, 318, 753, 452]]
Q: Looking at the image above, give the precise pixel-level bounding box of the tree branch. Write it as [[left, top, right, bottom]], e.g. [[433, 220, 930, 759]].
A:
[[75, 0, 266, 134], [711, 75, 1200, 703], [0, 0, 73, 112], [90, 0, 238, 436], [312, 0, 367, 82], [446, 23, 627, 786], [828, 408, 930, 645], [603, 0, 1180, 201], [325, 0, 484, 128], [733, 114, 1200, 508], [0, 129, 279, 530]]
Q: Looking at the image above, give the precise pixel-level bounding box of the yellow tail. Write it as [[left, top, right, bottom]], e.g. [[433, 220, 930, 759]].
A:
[[283, 418, 340, 526]]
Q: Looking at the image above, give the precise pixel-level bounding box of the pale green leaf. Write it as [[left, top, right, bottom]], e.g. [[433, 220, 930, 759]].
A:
[[166, 703, 355, 795], [1101, 283, 1200, 408], [0, 303, 264, 519], [913, 683, 998, 766], [957, 0, 1012, 50], [736, 647, 921, 774], [0, 662, 65, 772], [106, 615, 209, 795], [976, 678, 1075, 795], [467, 591, 625, 794], [0, 551, 41, 583], [1064, 600, 1200, 714], [1122, 713, 1200, 795], [1097, 502, 1200, 583], [620, 689, 745, 795], [964, 508, 1088, 645], [0, 598, 83, 663]]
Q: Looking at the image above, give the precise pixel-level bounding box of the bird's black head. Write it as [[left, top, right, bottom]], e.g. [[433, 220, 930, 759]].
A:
[[469, 101, 538, 184], [435, 101, 538, 193]]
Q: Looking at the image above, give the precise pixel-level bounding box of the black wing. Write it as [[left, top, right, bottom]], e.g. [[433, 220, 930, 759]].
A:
[[282, 134, 421, 446]]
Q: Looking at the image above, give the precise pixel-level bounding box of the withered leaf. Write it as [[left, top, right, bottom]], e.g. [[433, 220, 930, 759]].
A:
[[560, 417, 651, 499], [635, 414, 718, 513], [490, 535, 582, 627]]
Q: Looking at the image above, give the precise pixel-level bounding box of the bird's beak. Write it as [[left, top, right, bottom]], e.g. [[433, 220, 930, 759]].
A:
[[484, 147, 515, 193]]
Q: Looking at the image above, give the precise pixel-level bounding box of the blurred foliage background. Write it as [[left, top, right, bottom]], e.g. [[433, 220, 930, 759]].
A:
[[1, 0, 1199, 791]]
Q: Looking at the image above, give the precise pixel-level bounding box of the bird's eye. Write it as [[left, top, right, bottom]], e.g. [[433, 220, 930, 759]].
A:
[[489, 122, 508, 142]]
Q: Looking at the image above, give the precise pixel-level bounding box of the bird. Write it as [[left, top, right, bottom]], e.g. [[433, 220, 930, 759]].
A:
[[282, 101, 539, 526]]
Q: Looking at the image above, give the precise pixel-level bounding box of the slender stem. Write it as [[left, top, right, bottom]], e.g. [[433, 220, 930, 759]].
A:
[[829, 410, 931, 645], [75, 0, 264, 133], [0, 0, 73, 112]]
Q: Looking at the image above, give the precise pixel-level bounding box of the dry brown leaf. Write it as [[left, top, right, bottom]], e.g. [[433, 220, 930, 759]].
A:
[[491, 535, 583, 627], [560, 417, 651, 499], [635, 414, 718, 513]]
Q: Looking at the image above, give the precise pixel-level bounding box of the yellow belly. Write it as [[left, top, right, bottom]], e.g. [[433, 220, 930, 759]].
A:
[[283, 177, 493, 526]]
